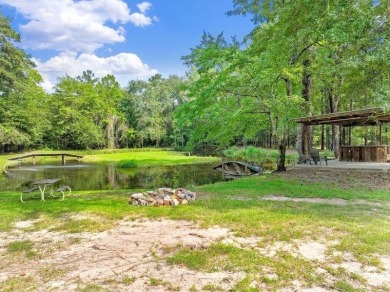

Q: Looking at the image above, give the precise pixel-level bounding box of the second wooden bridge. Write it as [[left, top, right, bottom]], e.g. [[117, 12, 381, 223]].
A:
[[9, 153, 83, 165]]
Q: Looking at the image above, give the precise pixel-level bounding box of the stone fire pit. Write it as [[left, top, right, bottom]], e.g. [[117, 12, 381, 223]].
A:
[[130, 187, 197, 206]]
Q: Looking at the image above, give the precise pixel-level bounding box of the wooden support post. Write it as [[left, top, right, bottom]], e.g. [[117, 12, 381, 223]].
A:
[[62, 155, 65, 165], [348, 127, 352, 146], [32, 156, 36, 165]]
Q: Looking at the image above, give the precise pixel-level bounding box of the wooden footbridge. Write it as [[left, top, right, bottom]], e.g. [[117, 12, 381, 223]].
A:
[[8, 153, 83, 165]]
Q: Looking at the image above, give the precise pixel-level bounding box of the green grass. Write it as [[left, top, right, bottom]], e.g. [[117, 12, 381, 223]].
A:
[[79, 284, 107, 292], [50, 218, 114, 233], [0, 174, 389, 258], [39, 264, 68, 280], [122, 276, 136, 285], [0, 276, 39, 291], [116, 159, 138, 168], [83, 149, 219, 166], [6, 240, 37, 258], [168, 243, 319, 289], [223, 146, 299, 163], [197, 174, 390, 201], [1, 148, 220, 170], [334, 280, 365, 292]]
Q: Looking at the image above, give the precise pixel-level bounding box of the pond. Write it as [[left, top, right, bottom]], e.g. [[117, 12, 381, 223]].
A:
[[5, 162, 227, 191], [5, 159, 285, 191]]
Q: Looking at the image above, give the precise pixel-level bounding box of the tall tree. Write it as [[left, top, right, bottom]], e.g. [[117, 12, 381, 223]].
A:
[[230, 0, 390, 157], [0, 13, 49, 152], [48, 72, 125, 150], [0, 14, 36, 95], [96, 74, 125, 149], [177, 0, 389, 169], [124, 74, 187, 147], [179, 31, 302, 170]]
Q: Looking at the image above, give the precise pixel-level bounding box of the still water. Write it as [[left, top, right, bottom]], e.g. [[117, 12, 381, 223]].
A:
[[5, 162, 227, 191]]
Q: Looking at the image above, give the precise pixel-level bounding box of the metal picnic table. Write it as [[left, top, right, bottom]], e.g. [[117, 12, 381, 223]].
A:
[[32, 179, 61, 201]]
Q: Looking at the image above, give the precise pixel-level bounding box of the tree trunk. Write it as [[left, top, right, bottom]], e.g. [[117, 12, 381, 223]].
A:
[[321, 95, 325, 150], [276, 78, 293, 172], [329, 93, 339, 158], [296, 58, 313, 155], [325, 126, 330, 149], [302, 58, 313, 153], [277, 141, 287, 172], [295, 125, 304, 156], [303, 124, 310, 154], [332, 124, 339, 157]]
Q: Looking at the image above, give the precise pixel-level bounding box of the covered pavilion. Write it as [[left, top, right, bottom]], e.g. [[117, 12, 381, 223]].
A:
[[294, 108, 390, 163]]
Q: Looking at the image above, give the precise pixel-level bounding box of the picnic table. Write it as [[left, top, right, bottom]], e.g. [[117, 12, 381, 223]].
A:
[[20, 179, 72, 203], [32, 179, 61, 201]]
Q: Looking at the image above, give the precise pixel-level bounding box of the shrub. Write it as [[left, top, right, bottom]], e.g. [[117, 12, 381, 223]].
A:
[[224, 146, 271, 164], [223, 147, 239, 159], [116, 159, 138, 168]]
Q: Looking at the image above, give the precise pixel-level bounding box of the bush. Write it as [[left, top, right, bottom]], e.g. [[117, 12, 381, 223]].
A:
[[224, 146, 271, 163], [322, 149, 334, 158], [191, 143, 221, 156], [223, 147, 239, 159], [116, 159, 138, 168]]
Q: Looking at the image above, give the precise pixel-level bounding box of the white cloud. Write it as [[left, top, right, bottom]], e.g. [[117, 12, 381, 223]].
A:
[[137, 2, 152, 14], [0, 0, 159, 91], [33, 52, 159, 92], [0, 0, 155, 52], [128, 12, 153, 27]]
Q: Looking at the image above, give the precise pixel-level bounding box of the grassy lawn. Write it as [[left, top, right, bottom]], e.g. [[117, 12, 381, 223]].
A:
[[0, 149, 389, 290], [1, 148, 219, 167]]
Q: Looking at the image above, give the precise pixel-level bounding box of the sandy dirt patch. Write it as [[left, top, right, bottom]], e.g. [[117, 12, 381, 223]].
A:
[[261, 195, 349, 205], [1, 219, 246, 291], [1, 218, 389, 291], [260, 195, 388, 207], [275, 167, 390, 191]]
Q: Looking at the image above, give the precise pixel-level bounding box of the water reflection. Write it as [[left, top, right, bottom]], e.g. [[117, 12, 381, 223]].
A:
[[6, 162, 225, 191], [5, 158, 288, 191]]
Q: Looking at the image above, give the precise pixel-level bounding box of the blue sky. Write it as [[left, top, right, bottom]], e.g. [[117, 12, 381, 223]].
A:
[[0, 0, 254, 91]]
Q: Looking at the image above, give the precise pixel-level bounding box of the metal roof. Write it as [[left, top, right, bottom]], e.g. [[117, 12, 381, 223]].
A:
[[294, 108, 390, 127]]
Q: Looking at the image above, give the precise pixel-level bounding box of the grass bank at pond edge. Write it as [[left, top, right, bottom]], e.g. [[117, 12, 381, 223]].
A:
[[82, 148, 220, 166], [1, 148, 220, 168]]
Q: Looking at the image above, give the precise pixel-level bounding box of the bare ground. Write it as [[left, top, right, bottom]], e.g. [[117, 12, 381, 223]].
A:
[[274, 167, 390, 191], [1, 215, 390, 291]]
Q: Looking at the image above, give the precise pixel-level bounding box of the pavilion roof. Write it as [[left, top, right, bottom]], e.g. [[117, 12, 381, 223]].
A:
[[294, 108, 390, 127]]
